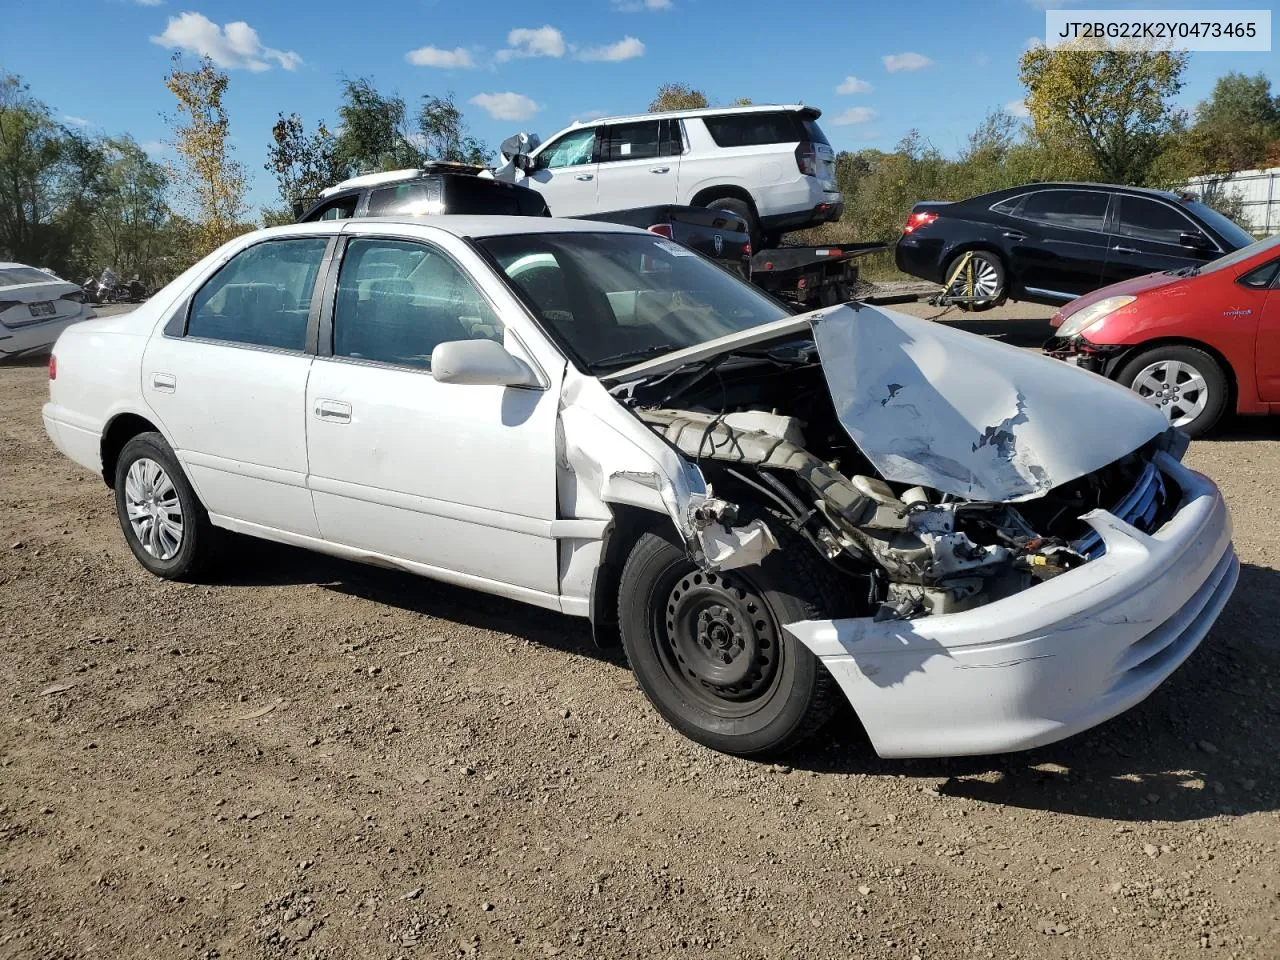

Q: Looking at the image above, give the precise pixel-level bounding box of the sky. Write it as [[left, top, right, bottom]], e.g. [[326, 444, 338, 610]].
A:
[[3, 0, 1277, 212]]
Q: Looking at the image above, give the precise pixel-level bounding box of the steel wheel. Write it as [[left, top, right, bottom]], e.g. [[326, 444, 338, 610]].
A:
[[1130, 359, 1210, 428], [659, 569, 782, 717], [123, 457, 184, 560]]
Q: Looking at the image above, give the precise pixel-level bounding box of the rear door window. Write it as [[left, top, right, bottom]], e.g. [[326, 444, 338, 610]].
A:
[[1117, 196, 1201, 246], [1018, 190, 1109, 233], [187, 238, 328, 350], [602, 121, 662, 162]]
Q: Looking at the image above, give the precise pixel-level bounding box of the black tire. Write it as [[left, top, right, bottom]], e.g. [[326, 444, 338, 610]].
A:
[[945, 250, 1005, 312], [113, 431, 222, 580], [1115, 345, 1229, 439], [702, 196, 762, 251], [617, 519, 841, 757]]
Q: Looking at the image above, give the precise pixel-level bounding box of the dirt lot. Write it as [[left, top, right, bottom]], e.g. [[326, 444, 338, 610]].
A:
[[2, 310, 1279, 959]]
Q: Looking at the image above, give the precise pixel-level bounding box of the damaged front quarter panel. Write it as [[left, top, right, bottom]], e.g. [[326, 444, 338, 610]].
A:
[[809, 304, 1170, 502]]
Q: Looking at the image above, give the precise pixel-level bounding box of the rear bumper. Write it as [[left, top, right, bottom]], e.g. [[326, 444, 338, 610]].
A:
[[0, 314, 83, 358], [893, 238, 944, 283], [785, 454, 1236, 758], [759, 200, 844, 233], [43, 403, 103, 476]]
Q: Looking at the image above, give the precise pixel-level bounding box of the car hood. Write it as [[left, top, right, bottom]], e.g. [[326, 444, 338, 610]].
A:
[[611, 303, 1168, 503], [1051, 271, 1182, 327]]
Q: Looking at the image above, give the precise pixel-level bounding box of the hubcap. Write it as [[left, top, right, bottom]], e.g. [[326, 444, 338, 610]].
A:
[[1131, 360, 1209, 428], [661, 570, 779, 709], [949, 257, 1000, 303], [124, 458, 183, 560]]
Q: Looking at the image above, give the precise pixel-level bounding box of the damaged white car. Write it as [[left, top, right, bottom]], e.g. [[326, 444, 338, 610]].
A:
[[42, 217, 1238, 758]]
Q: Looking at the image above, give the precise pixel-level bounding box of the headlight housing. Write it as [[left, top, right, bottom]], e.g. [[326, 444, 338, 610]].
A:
[[1057, 295, 1136, 338]]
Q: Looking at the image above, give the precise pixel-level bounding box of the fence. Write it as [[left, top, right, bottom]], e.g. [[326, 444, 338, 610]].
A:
[[1183, 167, 1280, 237]]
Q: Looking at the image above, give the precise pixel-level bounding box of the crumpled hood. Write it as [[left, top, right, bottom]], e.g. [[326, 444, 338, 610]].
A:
[[809, 303, 1168, 502]]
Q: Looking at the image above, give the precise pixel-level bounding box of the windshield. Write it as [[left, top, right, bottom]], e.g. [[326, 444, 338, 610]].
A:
[[1182, 200, 1255, 250], [1196, 230, 1280, 276], [477, 232, 790, 373]]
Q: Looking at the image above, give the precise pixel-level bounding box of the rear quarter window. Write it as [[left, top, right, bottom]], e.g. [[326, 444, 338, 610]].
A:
[[702, 112, 809, 148]]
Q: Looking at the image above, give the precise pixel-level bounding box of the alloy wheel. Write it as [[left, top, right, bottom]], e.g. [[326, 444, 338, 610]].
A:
[[1131, 359, 1209, 428]]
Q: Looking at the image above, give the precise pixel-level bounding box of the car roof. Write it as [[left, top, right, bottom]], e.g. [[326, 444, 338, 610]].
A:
[[564, 103, 817, 129], [269, 215, 644, 240], [994, 181, 1186, 202]]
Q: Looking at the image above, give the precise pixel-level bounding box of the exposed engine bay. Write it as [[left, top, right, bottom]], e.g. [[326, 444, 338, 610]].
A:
[[611, 333, 1180, 622]]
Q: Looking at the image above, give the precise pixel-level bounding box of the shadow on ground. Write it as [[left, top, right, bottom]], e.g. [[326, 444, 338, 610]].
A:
[[215, 535, 1277, 822]]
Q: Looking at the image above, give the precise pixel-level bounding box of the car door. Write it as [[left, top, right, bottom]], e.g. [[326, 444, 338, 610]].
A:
[[593, 119, 679, 214], [142, 234, 333, 536], [522, 127, 599, 217], [1245, 258, 1280, 401], [1104, 194, 1222, 286], [1005, 188, 1113, 299], [304, 228, 565, 598]]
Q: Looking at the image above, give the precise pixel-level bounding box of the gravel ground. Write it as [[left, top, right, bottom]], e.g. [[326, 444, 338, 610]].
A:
[[2, 317, 1279, 959]]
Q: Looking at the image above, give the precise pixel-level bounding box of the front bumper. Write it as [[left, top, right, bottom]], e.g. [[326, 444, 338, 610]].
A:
[[1042, 335, 1127, 376], [785, 454, 1237, 758]]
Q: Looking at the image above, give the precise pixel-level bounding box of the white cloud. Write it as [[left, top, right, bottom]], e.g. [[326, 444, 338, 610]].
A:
[[470, 91, 541, 121], [974, 52, 990, 67], [1025, 35, 1044, 50], [405, 45, 474, 68], [134, 0, 165, 6], [831, 106, 877, 125], [495, 25, 566, 62], [611, 0, 671, 10], [150, 13, 302, 71], [882, 51, 933, 72], [836, 75, 871, 95], [62, 115, 91, 127], [576, 36, 645, 62], [1004, 99, 1031, 118], [140, 140, 171, 157], [571, 109, 610, 122]]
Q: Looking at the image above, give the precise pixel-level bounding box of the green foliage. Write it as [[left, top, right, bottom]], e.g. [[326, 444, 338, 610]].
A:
[[1182, 72, 1280, 175], [1018, 43, 1188, 185], [266, 112, 345, 209], [648, 84, 709, 112], [416, 93, 490, 167]]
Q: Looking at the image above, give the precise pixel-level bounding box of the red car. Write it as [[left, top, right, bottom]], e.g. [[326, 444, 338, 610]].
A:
[[1045, 232, 1280, 437]]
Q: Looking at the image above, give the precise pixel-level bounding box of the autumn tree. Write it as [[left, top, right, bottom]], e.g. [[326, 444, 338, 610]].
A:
[[163, 54, 248, 256], [648, 83, 709, 112], [1019, 42, 1188, 185]]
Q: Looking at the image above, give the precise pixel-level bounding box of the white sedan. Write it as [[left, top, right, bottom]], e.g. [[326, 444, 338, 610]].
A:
[[0, 262, 93, 359], [42, 217, 1237, 758]]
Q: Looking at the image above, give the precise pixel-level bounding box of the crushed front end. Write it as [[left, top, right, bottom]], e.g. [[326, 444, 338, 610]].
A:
[[609, 304, 1236, 757]]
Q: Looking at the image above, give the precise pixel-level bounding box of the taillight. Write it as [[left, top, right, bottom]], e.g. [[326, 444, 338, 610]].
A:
[[647, 224, 674, 239], [743, 242, 752, 259], [794, 142, 818, 177], [60, 290, 85, 303], [903, 211, 938, 234], [48, 354, 56, 380]]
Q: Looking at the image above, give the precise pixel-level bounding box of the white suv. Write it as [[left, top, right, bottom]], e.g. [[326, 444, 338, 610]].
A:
[[498, 105, 843, 247]]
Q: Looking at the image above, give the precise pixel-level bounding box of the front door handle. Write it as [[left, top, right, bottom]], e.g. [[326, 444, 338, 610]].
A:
[[575, 173, 594, 181], [1112, 245, 1140, 255], [314, 399, 352, 423], [150, 372, 176, 393], [1002, 230, 1026, 240], [649, 166, 671, 174]]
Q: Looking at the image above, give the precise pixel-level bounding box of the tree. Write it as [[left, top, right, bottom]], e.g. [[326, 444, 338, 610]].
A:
[[416, 93, 490, 166], [1184, 72, 1280, 175], [92, 137, 170, 283], [163, 54, 249, 256], [1019, 43, 1188, 185], [266, 112, 345, 211], [648, 83, 708, 112], [335, 76, 417, 174]]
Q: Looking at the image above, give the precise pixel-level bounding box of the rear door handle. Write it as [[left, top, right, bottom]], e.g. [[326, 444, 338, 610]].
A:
[[314, 399, 352, 423], [1002, 231, 1026, 240], [1112, 245, 1140, 254], [649, 166, 671, 174], [150, 372, 176, 393], [575, 173, 594, 181]]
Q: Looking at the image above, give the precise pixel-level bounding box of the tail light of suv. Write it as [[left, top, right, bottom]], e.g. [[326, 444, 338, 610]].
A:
[[903, 211, 938, 234], [794, 142, 819, 178], [647, 224, 674, 239]]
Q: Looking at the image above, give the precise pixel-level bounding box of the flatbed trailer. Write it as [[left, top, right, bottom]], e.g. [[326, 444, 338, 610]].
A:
[[749, 243, 891, 309]]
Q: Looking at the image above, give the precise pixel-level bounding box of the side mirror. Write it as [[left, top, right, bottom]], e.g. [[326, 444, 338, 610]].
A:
[[1179, 231, 1212, 251], [431, 339, 541, 388], [513, 153, 538, 174]]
